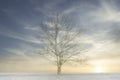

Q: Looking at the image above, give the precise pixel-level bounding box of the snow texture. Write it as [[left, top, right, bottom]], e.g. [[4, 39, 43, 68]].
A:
[[0, 73, 119, 80]]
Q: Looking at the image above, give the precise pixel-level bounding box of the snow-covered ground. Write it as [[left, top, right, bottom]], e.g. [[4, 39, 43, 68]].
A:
[[0, 73, 119, 80]]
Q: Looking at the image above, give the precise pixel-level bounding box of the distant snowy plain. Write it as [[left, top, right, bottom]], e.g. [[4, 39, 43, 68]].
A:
[[0, 73, 119, 80]]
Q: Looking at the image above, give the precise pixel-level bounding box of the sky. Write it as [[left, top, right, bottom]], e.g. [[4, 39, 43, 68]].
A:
[[0, 0, 120, 73]]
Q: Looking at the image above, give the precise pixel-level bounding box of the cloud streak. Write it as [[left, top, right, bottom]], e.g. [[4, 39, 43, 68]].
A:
[[0, 27, 42, 44]]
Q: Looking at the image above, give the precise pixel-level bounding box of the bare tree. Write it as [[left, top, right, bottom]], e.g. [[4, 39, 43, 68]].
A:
[[38, 14, 89, 75]]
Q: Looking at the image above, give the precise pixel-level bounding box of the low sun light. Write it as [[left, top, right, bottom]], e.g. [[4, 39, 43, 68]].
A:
[[95, 67, 103, 73]]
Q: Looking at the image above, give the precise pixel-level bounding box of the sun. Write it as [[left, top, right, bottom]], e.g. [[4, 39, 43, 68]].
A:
[[95, 67, 103, 73]]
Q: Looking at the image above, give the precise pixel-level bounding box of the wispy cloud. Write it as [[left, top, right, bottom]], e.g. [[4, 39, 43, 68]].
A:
[[84, 0, 120, 23], [4, 43, 41, 60], [0, 27, 42, 44], [24, 25, 40, 31]]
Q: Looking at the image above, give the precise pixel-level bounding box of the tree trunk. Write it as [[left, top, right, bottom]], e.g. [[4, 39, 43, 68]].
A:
[[57, 64, 62, 75]]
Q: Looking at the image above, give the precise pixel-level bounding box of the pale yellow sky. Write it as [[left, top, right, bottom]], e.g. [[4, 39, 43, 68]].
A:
[[0, 55, 120, 73]]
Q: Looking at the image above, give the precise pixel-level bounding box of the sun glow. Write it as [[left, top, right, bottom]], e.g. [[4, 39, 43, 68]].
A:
[[95, 67, 103, 73]]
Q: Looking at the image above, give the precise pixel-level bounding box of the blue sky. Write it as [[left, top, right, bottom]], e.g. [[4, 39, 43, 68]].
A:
[[0, 0, 120, 73]]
